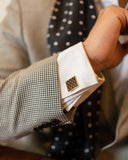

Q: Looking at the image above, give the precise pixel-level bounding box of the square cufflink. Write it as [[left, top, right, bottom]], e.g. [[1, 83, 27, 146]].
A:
[[66, 76, 79, 92]]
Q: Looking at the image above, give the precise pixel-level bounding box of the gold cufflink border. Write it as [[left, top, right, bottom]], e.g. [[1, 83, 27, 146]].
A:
[[65, 76, 79, 92]]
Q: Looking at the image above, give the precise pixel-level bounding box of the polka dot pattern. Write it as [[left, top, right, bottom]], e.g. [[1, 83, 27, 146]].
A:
[[48, 88, 102, 160], [47, 0, 91, 54], [81, 86, 102, 160], [47, 0, 100, 160]]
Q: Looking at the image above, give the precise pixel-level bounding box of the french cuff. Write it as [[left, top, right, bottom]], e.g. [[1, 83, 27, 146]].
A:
[[64, 73, 105, 111], [57, 42, 105, 111]]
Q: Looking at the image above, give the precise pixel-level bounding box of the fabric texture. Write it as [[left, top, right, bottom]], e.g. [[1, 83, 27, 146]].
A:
[[0, 0, 71, 142]]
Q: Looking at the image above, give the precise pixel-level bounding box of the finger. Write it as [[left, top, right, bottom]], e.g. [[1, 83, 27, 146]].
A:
[[119, 0, 128, 8], [115, 42, 128, 63], [121, 41, 128, 55], [100, 5, 128, 33]]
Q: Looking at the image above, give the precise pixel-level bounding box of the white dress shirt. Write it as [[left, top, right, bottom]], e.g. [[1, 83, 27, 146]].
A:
[[100, 0, 118, 7]]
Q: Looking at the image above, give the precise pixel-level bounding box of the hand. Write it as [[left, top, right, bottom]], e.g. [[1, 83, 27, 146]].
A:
[[83, 5, 128, 73]]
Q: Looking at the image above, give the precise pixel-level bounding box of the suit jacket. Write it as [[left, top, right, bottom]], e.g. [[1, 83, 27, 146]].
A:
[[0, 0, 128, 159], [0, 0, 75, 142]]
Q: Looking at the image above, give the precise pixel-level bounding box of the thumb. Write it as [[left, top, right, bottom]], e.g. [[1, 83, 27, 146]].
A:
[[114, 41, 128, 67], [121, 41, 128, 55]]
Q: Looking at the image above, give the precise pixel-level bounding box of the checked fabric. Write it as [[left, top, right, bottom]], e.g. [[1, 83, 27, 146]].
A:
[[46, 0, 101, 159]]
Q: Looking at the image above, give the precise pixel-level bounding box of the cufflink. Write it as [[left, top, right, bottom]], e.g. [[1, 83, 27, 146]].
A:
[[66, 76, 79, 92]]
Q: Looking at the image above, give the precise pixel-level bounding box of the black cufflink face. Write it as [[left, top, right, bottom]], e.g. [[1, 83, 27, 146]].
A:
[[66, 76, 79, 92]]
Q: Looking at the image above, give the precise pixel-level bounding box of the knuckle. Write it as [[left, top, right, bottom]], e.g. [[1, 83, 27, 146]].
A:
[[99, 5, 118, 16], [106, 4, 118, 10], [100, 5, 120, 20], [99, 9, 104, 15], [104, 5, 118, 13]]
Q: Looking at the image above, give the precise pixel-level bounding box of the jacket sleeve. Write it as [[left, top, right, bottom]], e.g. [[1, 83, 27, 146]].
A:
[[0, 0, 69, 142]]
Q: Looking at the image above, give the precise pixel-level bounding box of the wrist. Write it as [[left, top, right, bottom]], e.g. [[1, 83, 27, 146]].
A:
[[82, 41, 104, 73]]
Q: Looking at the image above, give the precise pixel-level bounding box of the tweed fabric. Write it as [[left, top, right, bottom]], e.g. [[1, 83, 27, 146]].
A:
[[0, 54, 69, 142]]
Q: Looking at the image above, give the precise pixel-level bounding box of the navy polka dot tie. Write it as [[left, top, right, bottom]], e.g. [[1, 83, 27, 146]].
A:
[[46, 0, 101, 160], [47, 0, 97, 54]]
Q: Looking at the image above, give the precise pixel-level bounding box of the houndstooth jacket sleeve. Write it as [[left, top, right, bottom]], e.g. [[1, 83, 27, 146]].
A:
[[0, 0, 74, 142]]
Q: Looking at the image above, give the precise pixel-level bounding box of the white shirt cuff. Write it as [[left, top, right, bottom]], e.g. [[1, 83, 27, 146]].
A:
[[57, 42, 105, 111]]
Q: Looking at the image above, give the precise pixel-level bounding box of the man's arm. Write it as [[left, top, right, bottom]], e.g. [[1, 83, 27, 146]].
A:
[[0, 0, 69, 142]]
